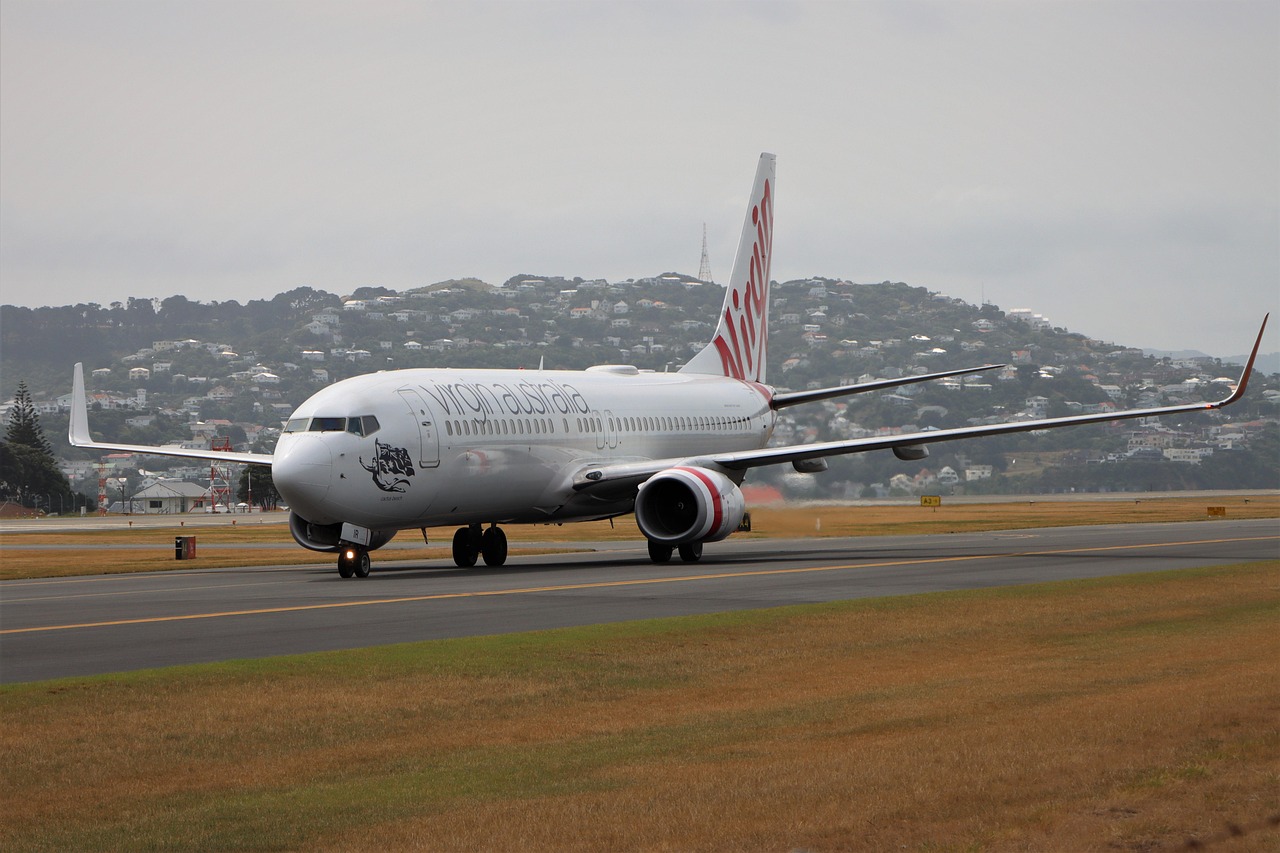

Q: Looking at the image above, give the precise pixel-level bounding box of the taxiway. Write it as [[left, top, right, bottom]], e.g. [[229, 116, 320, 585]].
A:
[[2, 518, 1276, 683]]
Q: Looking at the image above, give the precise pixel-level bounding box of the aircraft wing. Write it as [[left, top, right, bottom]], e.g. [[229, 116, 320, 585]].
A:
[[573, 314, 1267, 492], [769, 363, 1004, 409], [68, 363, 276, 466]]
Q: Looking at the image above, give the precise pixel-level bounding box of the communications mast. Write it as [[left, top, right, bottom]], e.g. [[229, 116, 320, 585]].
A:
[[698, 223, 713, 283], [208, 436, 234, 512]]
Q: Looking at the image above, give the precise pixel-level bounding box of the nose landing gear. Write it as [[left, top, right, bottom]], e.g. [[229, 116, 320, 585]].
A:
[[452, 523, 508, 567], [337, 546, 371, 578]]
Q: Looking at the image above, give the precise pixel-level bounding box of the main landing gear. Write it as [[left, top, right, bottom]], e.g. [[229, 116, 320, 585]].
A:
[[453, 523, 508, 568], [647, 540, 702, 564], [337, 546, 371, 579]]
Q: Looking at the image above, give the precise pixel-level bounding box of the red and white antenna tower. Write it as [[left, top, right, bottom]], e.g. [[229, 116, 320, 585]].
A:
[[208, 437, 233, 511], [96, 462, 108, 516]]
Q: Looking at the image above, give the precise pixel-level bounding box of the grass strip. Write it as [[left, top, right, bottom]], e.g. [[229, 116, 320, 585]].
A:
[[2, 561, 1277, 851], [2, 494, 1276, 580]]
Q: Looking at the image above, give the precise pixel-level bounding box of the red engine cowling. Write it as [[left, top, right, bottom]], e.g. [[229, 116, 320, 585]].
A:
[[289, 511, 396, 552], [634, 466, 746, 545]]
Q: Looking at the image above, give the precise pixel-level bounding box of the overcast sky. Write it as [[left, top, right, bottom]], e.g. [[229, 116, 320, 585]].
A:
[[2, 0, 1276, 357]]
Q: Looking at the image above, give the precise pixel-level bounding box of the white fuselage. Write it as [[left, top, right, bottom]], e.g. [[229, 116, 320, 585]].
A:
[[272, 366, 776, 532]]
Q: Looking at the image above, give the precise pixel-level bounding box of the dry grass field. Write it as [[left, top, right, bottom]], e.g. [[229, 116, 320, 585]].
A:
[[1, 494, 1276, 580], [2, 561, 1277, 851]]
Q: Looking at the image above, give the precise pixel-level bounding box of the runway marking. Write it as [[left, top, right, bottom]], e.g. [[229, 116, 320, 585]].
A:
[[3, 569, 250, 588], [3, 534, 1274, 636], [1, 562, 331, 591], [3, 578, 300, 604]]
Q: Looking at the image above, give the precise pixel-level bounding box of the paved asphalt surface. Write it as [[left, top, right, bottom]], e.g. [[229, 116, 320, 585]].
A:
[[2, 518, 1277, 683]]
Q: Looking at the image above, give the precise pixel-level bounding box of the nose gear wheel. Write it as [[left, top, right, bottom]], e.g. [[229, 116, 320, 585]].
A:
[[337, 547, 371, 578]]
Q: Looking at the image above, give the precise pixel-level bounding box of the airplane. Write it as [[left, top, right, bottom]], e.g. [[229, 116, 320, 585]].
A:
[[69, 153, 1269, 578]]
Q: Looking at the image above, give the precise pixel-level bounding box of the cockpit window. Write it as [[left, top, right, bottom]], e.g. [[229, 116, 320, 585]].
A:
[[309, 416, 347, 432], [343, 416, 381, 436], [286, 415, 379, 435]]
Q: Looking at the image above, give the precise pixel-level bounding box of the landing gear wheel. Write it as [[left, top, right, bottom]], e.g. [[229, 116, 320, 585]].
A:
[[352, 549, 371, 578], [452, 526, 479, 568], [678, 541, 703, 563], [647, 541, 674, 563], [337, 549, 355, 578], [481, 526, 508, 567]]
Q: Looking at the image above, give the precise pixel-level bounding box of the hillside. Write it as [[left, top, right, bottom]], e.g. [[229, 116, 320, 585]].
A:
[[2, 276, 1276, 501]]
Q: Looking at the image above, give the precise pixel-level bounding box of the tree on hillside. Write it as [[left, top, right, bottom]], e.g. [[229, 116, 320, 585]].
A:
[[5, 381, 52, 455], [237, 465, 280, 510], [1, 381, 78, 511]]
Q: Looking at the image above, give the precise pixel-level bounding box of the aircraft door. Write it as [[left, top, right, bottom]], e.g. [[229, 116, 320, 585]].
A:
[[397, 388, 441, 469], [603, 409, 619, 450]]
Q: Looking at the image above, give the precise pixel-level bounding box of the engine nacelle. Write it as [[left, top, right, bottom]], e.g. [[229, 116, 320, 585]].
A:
[[634, 466, 746, 545], [289, 511, 396, 553]]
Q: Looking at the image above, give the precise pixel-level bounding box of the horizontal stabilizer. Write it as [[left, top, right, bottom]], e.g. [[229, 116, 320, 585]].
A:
[[770, 364, 1004, 410]]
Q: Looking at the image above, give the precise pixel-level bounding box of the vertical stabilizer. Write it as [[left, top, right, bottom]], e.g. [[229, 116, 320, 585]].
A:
[[680, 153, 775, 384]]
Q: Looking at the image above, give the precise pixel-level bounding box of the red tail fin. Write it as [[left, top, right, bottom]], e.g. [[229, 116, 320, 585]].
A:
[[681, 153, 775, 384]]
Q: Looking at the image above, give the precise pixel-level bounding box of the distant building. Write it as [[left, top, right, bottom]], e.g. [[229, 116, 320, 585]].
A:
[[131, 481, 213, 514]]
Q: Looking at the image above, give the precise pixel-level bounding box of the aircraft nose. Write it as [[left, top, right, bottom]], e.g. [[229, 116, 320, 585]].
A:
[[273, 436, 333, 520]]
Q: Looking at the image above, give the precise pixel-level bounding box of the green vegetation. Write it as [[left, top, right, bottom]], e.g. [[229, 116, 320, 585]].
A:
[[0, 380, 83, 513]]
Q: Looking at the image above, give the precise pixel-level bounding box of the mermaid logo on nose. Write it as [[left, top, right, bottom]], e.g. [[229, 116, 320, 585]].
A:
[[360, 439, 415, 492]]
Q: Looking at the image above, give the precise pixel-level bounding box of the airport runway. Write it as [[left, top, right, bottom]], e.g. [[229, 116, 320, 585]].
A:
[[2, 518, 1277, 683]]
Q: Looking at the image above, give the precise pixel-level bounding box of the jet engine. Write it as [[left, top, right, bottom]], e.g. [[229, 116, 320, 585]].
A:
[[289, 511, 396, 552], [634, 466, 746, 546]]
